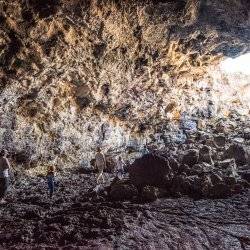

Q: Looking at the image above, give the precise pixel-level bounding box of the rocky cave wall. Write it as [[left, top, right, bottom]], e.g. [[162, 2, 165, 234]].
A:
[[0, 0, 249, 170]]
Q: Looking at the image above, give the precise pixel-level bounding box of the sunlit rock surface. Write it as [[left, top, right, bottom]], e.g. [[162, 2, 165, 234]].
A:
[[0, 0, 250, 167]]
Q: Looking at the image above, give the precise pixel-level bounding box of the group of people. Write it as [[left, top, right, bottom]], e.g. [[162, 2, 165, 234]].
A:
[[95, 147, 125, 184], [0, 147, 126, 203]]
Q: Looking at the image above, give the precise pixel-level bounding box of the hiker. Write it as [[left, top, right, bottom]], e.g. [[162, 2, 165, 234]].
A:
[[46, 165, 56, 198], [142, 145, 149, 155], [0, 149, 11, 204], [95, 147, 106, 184], [116, 156, 125, 179]]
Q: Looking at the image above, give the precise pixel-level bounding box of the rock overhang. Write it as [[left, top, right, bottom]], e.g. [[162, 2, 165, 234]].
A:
[[0, 0, 249, 166]]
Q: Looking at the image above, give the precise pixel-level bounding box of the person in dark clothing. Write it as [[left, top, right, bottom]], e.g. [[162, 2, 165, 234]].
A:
[[0, 149, 11, 204], [47, 165, 56, 198]]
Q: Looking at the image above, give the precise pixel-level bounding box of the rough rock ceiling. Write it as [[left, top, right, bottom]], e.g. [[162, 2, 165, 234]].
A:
[[0, 0, 249, 166]]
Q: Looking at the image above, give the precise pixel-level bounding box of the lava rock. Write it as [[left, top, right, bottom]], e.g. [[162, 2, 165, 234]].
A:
[[218, 159, 238, 177], [179, 164, 192, 175], [192, 162, 214, 174], [238, 170, 250, 182], [224, 176, 237, 186], [141, 186, 158, 202], [129, 154, 172, 188], [199, 145, 214, 165], [244, 129, 250, 140], [171, 173, 192, 196], [182, 149, 199, 167], [209, 183, 231, 199], [168, 156, 180, 173], [110, 179, 138, 201], [210, 172, 223, 185], [213, 135, 226, 147], [224, 144, 248, 166]]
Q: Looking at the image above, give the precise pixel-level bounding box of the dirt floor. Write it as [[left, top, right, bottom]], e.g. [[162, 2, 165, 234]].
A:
[[0, 172, 249, 250]]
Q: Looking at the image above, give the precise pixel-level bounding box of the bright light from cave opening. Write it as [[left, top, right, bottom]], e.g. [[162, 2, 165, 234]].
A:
[[220, 53, 250, 75]]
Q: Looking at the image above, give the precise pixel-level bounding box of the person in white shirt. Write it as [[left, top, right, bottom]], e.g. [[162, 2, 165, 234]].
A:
[[0, 149, 11, 204], [95, 147, 106, 184], [116, 156, 125, 179]]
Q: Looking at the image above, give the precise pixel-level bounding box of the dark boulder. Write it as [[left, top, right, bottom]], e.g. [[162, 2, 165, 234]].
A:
[[171, 174, 192, 196], [210, 172, 223, 185], [110, 179, 138, 201], [129, 154, 172, 188], [209, 183, 232, 199], [213, 135, 226, 147], [224, 176, 237, 186], [244, 129, 250, 140], [217, 159, 238, 177], [238, 170, 250, 182], [168, 156, 180, 173], [224, 144, 248, 166], [141, 186, 158, 202], [182, 149, 199, 167], [186, 174, 213, 199], [199, 145, 214, 165]]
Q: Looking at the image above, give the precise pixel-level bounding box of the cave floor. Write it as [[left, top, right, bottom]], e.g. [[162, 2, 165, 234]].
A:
[[0, 172, 249, 250]]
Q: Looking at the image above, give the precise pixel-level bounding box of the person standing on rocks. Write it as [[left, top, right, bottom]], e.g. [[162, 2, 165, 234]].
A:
[[0, 149, 11, 204], [95, 147, 106, 184], [142, 145, 149, 155], [116, 156, 125, 179], [46, 165, 56, 198]]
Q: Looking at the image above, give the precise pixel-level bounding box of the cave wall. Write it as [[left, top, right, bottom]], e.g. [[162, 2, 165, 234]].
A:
[[0, 0, 249, 168]]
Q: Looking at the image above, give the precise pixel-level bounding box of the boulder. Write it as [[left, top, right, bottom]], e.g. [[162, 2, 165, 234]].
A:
[[210, 172, 224, 185], [238, 170, 250, 182], [179, 164, 192, 175], [213, 135, 226, 147], [200, 175, 213, 198], [224, 176, 237, 186], [171, 174, 192, 196], [141, 186, 158, 202], [218, 159, 238, 177], [215, 122, 227, 133], [233, 184, 243, 194], [237, 179, 250, 189], [224, 144, 248, 166], [244, 129, 250, 140], [184, 175, 200, 197], [168, 156, 180, 173], [187, 174, 213, 199], [129, 154, 172, 188], [209, 183, 232, 199], [192, 162, 214, 174], [199, 145, 214, 165], [110, 179, 138, 201], [182, 149, 199, 167]]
